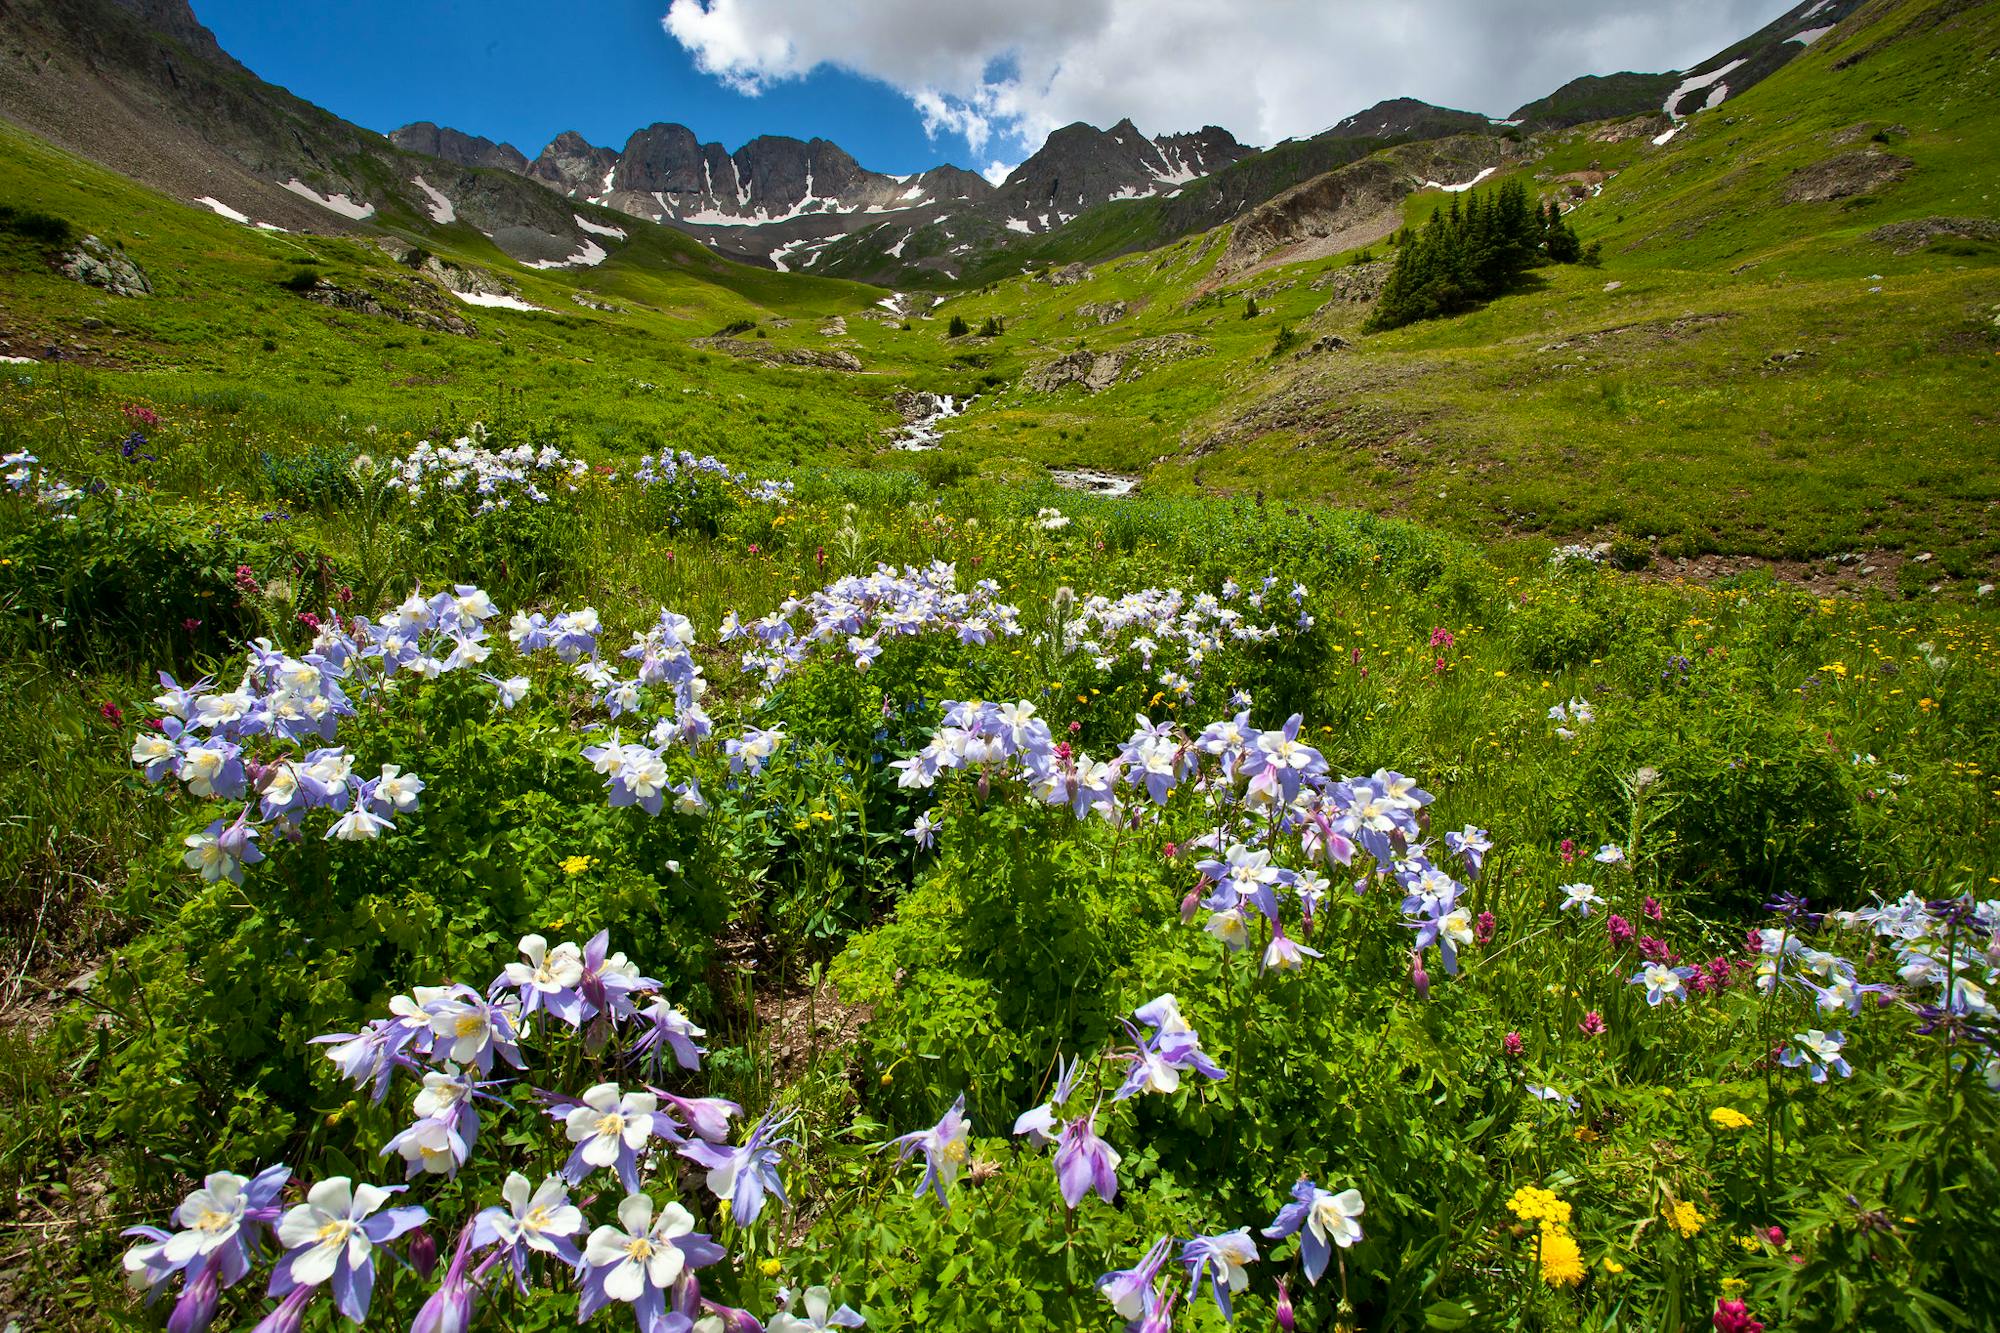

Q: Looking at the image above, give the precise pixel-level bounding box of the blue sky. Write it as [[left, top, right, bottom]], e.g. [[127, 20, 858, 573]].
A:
[[191, 1, 971, 175], [193, 0, 1799, 179]]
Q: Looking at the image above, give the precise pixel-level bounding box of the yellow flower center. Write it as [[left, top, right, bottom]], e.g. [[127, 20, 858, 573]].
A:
[[596, 1112, 627, 1139]]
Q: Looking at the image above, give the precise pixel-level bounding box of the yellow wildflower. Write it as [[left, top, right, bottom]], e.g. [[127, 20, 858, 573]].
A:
[[1710, 1106, 1753, 1131], [559, 855, 594, 876], [1668, 1200, 1705, 1238], [1601, 1257, 1625, 1274], [760, 1257, 783, 1278], [1539, 1225, 1585, 1287]]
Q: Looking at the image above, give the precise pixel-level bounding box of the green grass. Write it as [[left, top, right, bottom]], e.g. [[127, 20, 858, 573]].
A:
[[0, 0, 1994, 575]]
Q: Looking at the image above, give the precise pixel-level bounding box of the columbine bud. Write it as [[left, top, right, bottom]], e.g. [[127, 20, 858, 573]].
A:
[[1275, 1276, 1297, 1333], [1180, 889, 1203, 924], [1410, 951, 1431, 1000], [408, 1227, 438, 1281], [250, 1286, 314, 1333], [166, 1264, 220, 1333]]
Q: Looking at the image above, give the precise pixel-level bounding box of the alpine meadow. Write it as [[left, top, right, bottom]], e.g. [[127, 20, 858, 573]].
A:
[[1, 1, 1999, 1331]]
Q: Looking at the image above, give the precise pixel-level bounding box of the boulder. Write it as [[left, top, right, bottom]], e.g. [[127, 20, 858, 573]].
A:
[[60, 235, 150, 296]]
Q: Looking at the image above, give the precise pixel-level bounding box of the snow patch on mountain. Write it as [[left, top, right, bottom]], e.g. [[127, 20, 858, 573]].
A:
[[1788, 25, 1834, 44], [196, 196, 249, 223], [1663, 58, 1747, 118], [453, 289, 549, 312], [1422, 166, 1498, 193], [282, 180, 375, 220], [574, 214, 627, 239], [411, 176, 455, 224], [521, 238, 608, 269]]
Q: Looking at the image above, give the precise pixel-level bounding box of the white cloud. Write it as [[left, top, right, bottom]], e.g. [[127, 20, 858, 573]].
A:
[[980, 159, 1017, 187], [663, 0, 1795, 158]]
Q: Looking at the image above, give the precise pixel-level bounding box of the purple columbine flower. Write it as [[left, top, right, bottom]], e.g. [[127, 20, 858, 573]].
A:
[[1779, 1029, 1852, 1082], [1053, 1108, 1121, 1208], [123, 1165, 291, 1328], [1263, 920, 1324, 974], [886, 1095, 971, 1209], [1012, 1053, 1080, 1148], [653, 1088, 742, 1144], [1629, 962, 1696, 1006], [563, 1082, 669, 1193], [578, 1194, 725, 1333], [1181, 1228, 1260, 1322], [410, 1225, 478, 1333], [425, 987, 525, 1075], [492, 933, 585, 1025], [1097, 1236, 1174, 1321], [270, 1177, 428, 1323], [1444, 825, 1493, 880], [630, 998, 707, 1074], [768, 1285, 866, 1333], [1263, 1178, 1365, 1283], [679, 1107, 794, 1227], [471, 1171, 584, 1294]]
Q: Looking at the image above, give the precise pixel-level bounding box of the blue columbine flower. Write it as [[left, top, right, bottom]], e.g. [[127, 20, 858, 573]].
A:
[[1097, 1236, 1174, 1322], [680, 1106, 794, 1226], [470, 1171, 583, 1294], [885, 1095, 971, 1208], [1780, 1029, 1852, 1082], [1181, 1228, 1259, 1321], [1263, 1178, 1365, 1283], [1053, 1108, 1121, 1208], [269, 1177, 428, 1324]]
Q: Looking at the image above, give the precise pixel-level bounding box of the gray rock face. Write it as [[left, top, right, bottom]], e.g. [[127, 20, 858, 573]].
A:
[[1323, 98, 1492, 141], [998, 119, 1250, 224], [391, 122, 528, 175], [60, 235, 150, 296], [529, 131, 622, 199]]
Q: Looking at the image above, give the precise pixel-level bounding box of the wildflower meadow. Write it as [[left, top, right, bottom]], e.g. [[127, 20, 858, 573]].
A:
[[0, 379, 1997, 1333]]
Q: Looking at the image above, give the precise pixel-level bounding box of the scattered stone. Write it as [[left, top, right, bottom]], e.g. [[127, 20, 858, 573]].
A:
[[571, 292, 620, 313], [1602, 280, 1623, 292], [1915, 551, 1934, 563], [1023, 334, 1208, 393], [1042, 262, 1090, 287], [1978, 583, 1994, 598], [296, 277, 476, 336], [1309, 333, 1351, 354], [1780, 151, 1914, 204], [59, 235, 151, 297], [65, 968, 99, 994], [1860, 564, 1879, 576], [1838, 552, 1859, 566], [1309, 259, 1393, 304], [820, 316, 848, 336], [1074, 300, 1129, 327], [694, 337, 862, 372], [1867, 216, 2000, 255]]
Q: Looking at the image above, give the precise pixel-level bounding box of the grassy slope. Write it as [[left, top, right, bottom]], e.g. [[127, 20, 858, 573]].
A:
[[0, 121, 930, 468], [0, 0, 1994, 573], [827, 0, 1999, 571]]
